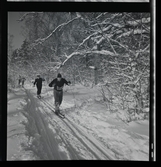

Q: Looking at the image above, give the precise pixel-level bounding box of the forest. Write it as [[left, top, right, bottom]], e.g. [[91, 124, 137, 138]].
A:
[[8, 12, 150, 122]]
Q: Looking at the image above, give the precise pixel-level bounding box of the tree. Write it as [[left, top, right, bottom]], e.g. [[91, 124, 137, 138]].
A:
[[14, 12, 150, 119]]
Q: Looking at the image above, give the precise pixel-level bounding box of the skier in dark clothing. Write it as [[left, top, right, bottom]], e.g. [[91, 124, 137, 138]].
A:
[[34, 74, 45, 98], [49, 73, 71, 114], [18, 75, 21, 87], [21, 77, 26, 87]]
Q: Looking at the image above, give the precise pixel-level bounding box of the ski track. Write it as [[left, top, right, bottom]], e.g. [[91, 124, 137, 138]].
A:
[[24, 88, 116, 160], [25, 89, 71, 160], [39, 96, 111, 159], [41, 98, 115, 160], [41, 99, 106, 160]]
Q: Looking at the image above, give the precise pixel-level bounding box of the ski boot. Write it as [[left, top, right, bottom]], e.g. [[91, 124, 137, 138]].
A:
[[37, 95, 41, 99], [55, 108, 60, 115]]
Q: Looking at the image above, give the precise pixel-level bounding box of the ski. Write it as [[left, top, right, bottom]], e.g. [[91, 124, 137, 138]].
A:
[[39, 98, 65, 119], [37, 95, 43, 99], [55, 110, 65, 119]]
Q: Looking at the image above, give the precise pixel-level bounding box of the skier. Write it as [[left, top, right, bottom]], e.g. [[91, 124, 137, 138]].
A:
[[33, 74, 45, 98], [49, 73, 71, 114], [18, 75, 21, 87], [21, 77, 26, 88]]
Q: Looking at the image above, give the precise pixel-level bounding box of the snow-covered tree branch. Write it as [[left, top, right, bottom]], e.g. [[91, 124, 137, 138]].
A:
[[33, 16, 81, 46], [61, 49, 120, 66], [10, 12, 150, 117]]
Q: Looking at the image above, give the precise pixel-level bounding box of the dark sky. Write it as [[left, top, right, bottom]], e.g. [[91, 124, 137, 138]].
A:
[[8, 12, 25, 49]]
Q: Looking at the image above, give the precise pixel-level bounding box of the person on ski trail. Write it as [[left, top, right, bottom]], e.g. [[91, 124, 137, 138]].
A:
[[18, 75, 22, 87], [21, 77, 26, 88], [33, 74, 45, 98], [49, 73, 71, 114]]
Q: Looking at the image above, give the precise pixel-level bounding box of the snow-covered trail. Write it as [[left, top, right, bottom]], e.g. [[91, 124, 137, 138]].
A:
[[7, 85, 149, 160], [40, 98, 115, 159], [24, 87, 115, 160]]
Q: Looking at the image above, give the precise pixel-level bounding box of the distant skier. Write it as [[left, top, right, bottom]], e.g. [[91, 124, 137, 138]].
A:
[[21, 77, 26, 88], [18, 75, 21, 87], [33, 74, 45, 98], [49, 73, 71, 114]]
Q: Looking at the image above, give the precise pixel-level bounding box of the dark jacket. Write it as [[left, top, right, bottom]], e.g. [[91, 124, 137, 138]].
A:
[[34, 78, 45, 87], [21, 77, 26, 82], [49, 78, 69, 91]]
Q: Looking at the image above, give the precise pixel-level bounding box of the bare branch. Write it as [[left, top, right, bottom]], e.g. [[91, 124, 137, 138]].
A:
[[77, 25, 113, 50], [60, 49, 130, 68], [142, 44, 150, 53], [115, 73, 133, 80], [77, 33, 97, 49], [97, 34, 136, 56], [96, 12, 108, 19], [126, 17, 150, 26], [77, 13, 123, 50], [116, 28, 148, 40], [97, 23, 117, 55], [32, 16, 81, 46], [91, 13, 122, 27], [17, 12, 43, 22], [123, 13, 150, 32]]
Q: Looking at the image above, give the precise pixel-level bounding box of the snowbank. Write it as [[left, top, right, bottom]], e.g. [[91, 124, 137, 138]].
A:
[[7, 89, 39, 160], [61, 84, 149, 160]]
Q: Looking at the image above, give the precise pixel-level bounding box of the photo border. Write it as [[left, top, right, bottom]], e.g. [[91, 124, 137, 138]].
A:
[[1, 0, 155, 162]]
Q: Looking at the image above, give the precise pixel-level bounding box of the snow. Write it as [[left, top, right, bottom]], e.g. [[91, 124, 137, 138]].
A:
[[7, 89, 39, 160], [7, 84, 149, 160], [127, 120, 149, 136]]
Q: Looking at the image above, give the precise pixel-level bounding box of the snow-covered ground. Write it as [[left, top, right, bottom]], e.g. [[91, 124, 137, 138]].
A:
[[7, 88, 39, 160], [7, 84, 149, 160]]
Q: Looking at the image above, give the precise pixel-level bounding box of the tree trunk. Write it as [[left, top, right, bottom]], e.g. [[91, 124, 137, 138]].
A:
[[72, 58, 75, 85], [94, 44, 100, 85], [94, 67, 98, 85], [135, 90, 143, 114]]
